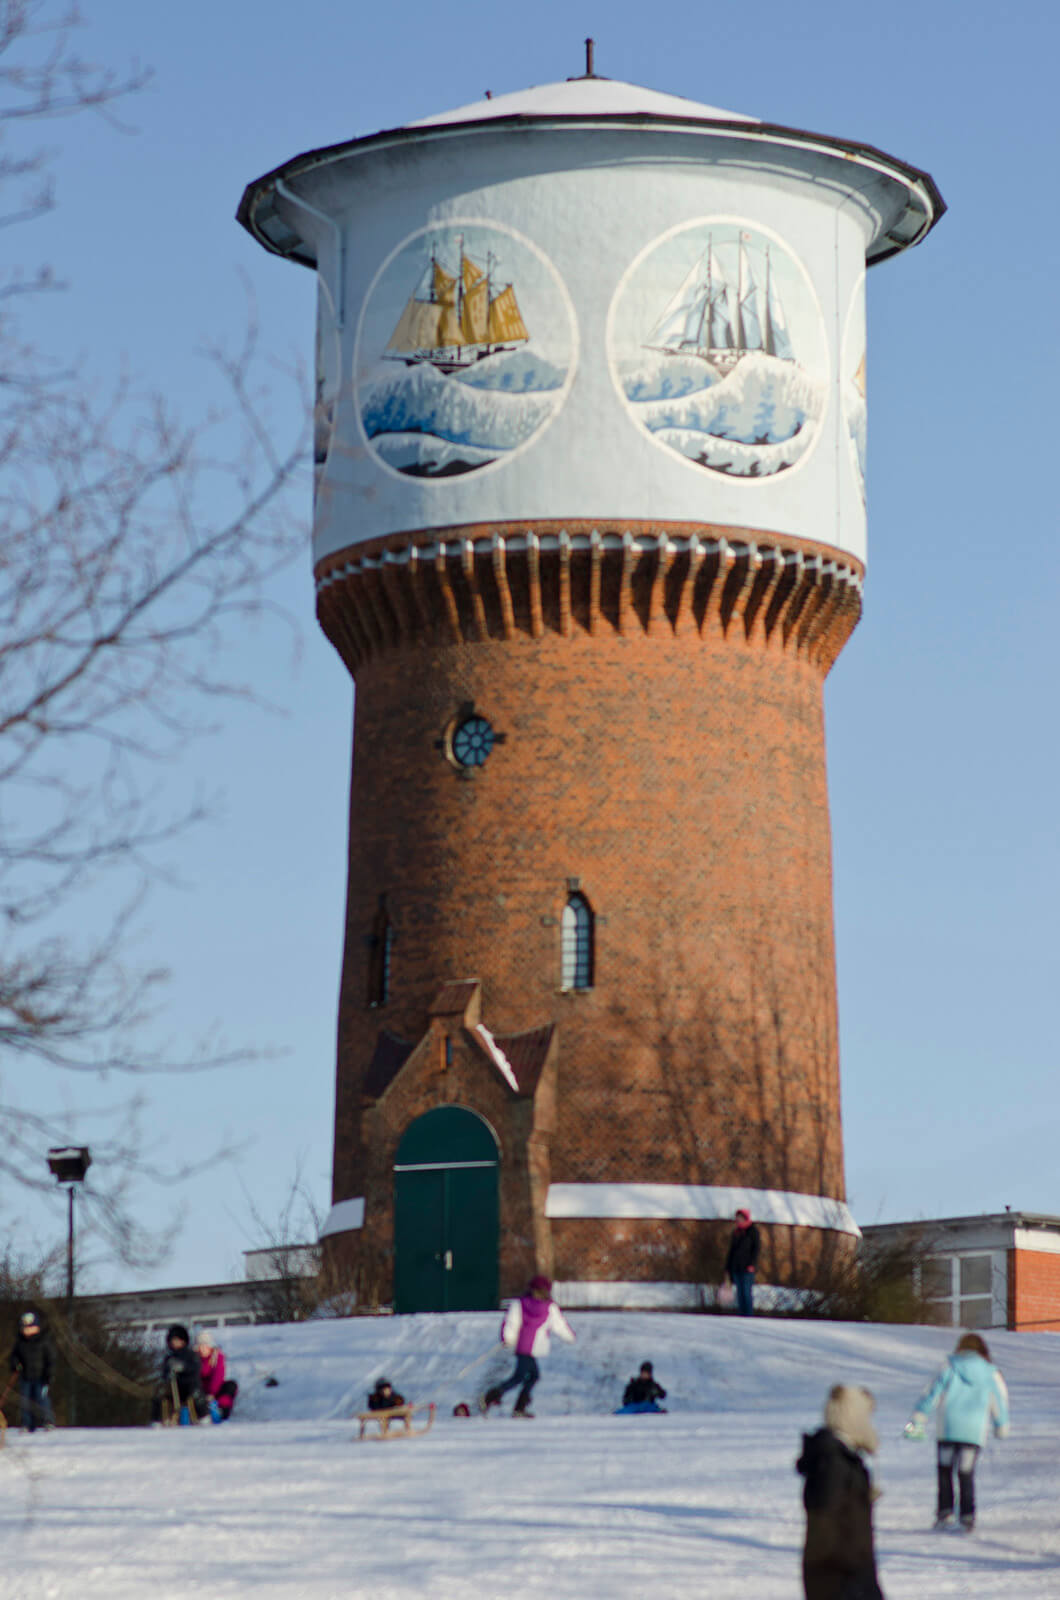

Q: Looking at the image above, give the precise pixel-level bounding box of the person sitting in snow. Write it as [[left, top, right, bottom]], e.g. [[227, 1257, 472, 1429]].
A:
[[903, 1332, 1009, 1532], [367, 1377, 406, 1412], [480, 1274, 575, 1418], [149, 1324, 206, 1424], [616, 1361, 667, 1414], [797, 1384, 884, 1600], [195, 1330, 237, 1422]]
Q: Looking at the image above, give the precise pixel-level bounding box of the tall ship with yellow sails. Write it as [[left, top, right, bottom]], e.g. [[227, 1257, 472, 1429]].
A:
[[385, 238, 530, 373]]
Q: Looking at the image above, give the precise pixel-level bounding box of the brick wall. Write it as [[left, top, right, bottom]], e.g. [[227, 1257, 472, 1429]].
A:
[[320, 520, 860, 1301], [1010, 1247, 1060, 1332]]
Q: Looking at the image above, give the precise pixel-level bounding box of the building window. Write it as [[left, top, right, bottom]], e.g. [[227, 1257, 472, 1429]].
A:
[[367, 897, 393, 1007], [439, 702, 506, 772], [920, 1252, 999, 1329], [561, 892, 594, 990]]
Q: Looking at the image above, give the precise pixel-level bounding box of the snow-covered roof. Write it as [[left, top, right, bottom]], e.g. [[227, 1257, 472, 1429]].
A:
[[406, 77, 759, 130]]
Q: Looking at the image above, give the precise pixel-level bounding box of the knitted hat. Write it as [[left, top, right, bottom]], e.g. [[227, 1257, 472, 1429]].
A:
[[528, 1274, 552, 1294], [166, 1323, 190, 1346], [196, 1329, 215, 1349], [20, 1310, 38, 1328]]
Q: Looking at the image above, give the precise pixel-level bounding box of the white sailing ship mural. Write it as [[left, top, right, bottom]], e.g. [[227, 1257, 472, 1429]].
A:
[[610, 220, 827, 479], [356, 222, 575, 479]]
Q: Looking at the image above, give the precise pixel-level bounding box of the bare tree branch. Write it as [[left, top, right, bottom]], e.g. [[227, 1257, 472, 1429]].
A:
[[0, 2, 310, 1265]]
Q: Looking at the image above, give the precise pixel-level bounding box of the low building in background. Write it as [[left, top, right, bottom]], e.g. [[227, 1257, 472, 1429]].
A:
[[81, 1246, 320, 1335], [862, 1212, 1060, 1333]]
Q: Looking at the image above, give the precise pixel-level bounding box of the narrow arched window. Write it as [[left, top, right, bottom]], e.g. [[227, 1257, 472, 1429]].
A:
[[367, 897, 393, 1007], [561, 892, 594, 991]]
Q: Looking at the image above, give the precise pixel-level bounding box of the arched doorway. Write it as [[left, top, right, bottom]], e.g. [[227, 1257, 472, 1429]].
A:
[[393, 1106, 499, 1313]]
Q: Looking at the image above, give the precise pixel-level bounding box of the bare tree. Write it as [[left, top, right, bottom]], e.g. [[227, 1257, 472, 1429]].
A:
[[0, 3, 309, 1259]]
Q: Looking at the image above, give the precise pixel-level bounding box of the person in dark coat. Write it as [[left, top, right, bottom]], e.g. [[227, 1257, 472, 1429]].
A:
[[797, 1384, 885, 1600], [149, 1324, 205, 1423], [617, 1361, 667, 1413], [725, 1208, 761, 1315], [367, 1377, 405, 1412], [9, 1309, 55, 1431]]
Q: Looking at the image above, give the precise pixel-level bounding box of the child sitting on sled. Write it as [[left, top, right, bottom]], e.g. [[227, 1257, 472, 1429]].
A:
[[149, 1325, 206, 1424], [367, 1377, 406, 1412], [616, 1361, 667, 1414]]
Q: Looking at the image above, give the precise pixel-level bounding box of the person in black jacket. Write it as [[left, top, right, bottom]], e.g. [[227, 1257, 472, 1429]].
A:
[[797, 1384, 885, 1600], [619, 1361, 667, 1412], [149, 1324, 206, 1423], [367, 1377, 405, 1412], [9, 1309, 55, 1431], [724, 1208, 761, 1315]]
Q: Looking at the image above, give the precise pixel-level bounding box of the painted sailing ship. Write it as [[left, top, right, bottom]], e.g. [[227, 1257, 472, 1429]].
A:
[[645, 232, 795, 374], [385, 239, 530, 373]]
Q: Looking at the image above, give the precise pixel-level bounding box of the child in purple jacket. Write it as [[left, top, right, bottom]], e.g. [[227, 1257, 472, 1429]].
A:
[[481, 1275, 575, 1417]]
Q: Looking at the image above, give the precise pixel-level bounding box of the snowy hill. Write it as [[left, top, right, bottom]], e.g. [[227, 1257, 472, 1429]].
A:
[[3, 1314, 1058, 1598]]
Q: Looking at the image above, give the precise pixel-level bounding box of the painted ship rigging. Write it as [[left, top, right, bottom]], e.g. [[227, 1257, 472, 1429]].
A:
[[646, 232, 795, 372], [385, 238, 530, 373]]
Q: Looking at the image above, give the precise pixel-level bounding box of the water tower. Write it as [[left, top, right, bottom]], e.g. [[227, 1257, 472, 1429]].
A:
[[238, 55, 942, 1311]]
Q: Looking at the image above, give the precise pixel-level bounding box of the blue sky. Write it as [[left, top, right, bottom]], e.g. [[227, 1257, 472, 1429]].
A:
[[7, 0, 1058, 1289]]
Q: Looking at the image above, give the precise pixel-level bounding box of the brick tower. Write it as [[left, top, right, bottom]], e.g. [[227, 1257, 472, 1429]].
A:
[[239, 67, 943, 1311]]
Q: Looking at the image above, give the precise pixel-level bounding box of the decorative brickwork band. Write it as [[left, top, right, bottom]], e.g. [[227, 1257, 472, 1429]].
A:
[[315, 523, 863, 680]]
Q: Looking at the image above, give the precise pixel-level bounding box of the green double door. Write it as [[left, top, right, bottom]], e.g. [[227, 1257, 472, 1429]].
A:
[[393, 1106, 499, 1313]]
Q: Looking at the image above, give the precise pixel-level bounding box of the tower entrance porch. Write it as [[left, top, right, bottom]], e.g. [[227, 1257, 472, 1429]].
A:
[[393, 1106, 499, 1313]]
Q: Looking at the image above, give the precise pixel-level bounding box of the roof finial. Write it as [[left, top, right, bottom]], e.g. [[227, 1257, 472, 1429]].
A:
[[585, 37, 595, 77]]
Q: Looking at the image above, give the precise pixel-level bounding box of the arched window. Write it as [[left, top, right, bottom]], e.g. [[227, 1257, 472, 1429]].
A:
[[561, 892, 594, 991], [367, 896, 393, 1007]]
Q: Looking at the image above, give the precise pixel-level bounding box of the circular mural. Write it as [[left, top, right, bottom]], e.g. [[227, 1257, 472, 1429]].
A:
[[608, 218, 828, 480], [355, 220, 576, 481], [314, 277, 341, 506], [842, 272, 867, 506]]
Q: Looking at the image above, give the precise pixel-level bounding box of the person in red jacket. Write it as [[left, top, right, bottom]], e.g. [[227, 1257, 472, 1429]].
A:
[[195, 1330, 238, 1422], [480, 1275, 575, 1418]]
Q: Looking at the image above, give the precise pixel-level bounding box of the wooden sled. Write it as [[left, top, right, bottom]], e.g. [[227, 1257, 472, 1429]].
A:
[[356, 1402, 435, 1441], [161, 1377, 198, 1426]]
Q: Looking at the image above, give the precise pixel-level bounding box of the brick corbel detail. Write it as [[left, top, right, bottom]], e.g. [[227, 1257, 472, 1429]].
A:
[[316, 520, 863, 679]]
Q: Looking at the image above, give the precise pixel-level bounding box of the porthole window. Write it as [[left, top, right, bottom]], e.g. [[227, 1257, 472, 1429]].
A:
[[438, 704, 506, 772], [561, 892, 595, 991], [452, 715, 495, 768]]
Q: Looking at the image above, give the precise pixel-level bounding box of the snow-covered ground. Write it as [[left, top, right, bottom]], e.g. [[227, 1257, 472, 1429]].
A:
[[3, 1313, 1058, 1598]]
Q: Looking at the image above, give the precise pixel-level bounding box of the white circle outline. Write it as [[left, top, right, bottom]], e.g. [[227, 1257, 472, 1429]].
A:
[[606, 213, 829, 486], [353, 217, 579, 486], [840, 269, 867, 509], [314, 274, 342, 482]]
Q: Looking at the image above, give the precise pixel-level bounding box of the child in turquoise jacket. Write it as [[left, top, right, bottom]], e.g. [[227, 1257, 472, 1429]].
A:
[[904, 1332, 1009, 1531]]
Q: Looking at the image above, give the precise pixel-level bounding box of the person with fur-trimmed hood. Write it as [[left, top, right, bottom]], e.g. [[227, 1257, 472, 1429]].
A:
[[904, 1332, 1009, 1532], [480, 1275, 575, 1418], [797, 1384, 885, 1600]]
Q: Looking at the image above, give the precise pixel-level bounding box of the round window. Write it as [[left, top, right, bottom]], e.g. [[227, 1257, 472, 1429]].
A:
[[451, 716, 495, 768]]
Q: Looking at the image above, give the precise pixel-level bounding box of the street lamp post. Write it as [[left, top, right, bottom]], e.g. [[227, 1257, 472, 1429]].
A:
[[46, 1146, 91, 1426]]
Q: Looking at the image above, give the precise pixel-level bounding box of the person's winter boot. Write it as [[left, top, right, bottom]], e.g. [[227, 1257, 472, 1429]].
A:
[[933, 1512, 954, 1530], [512, 1397, 534, 1418], [479, 1388, 502, 1414]]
